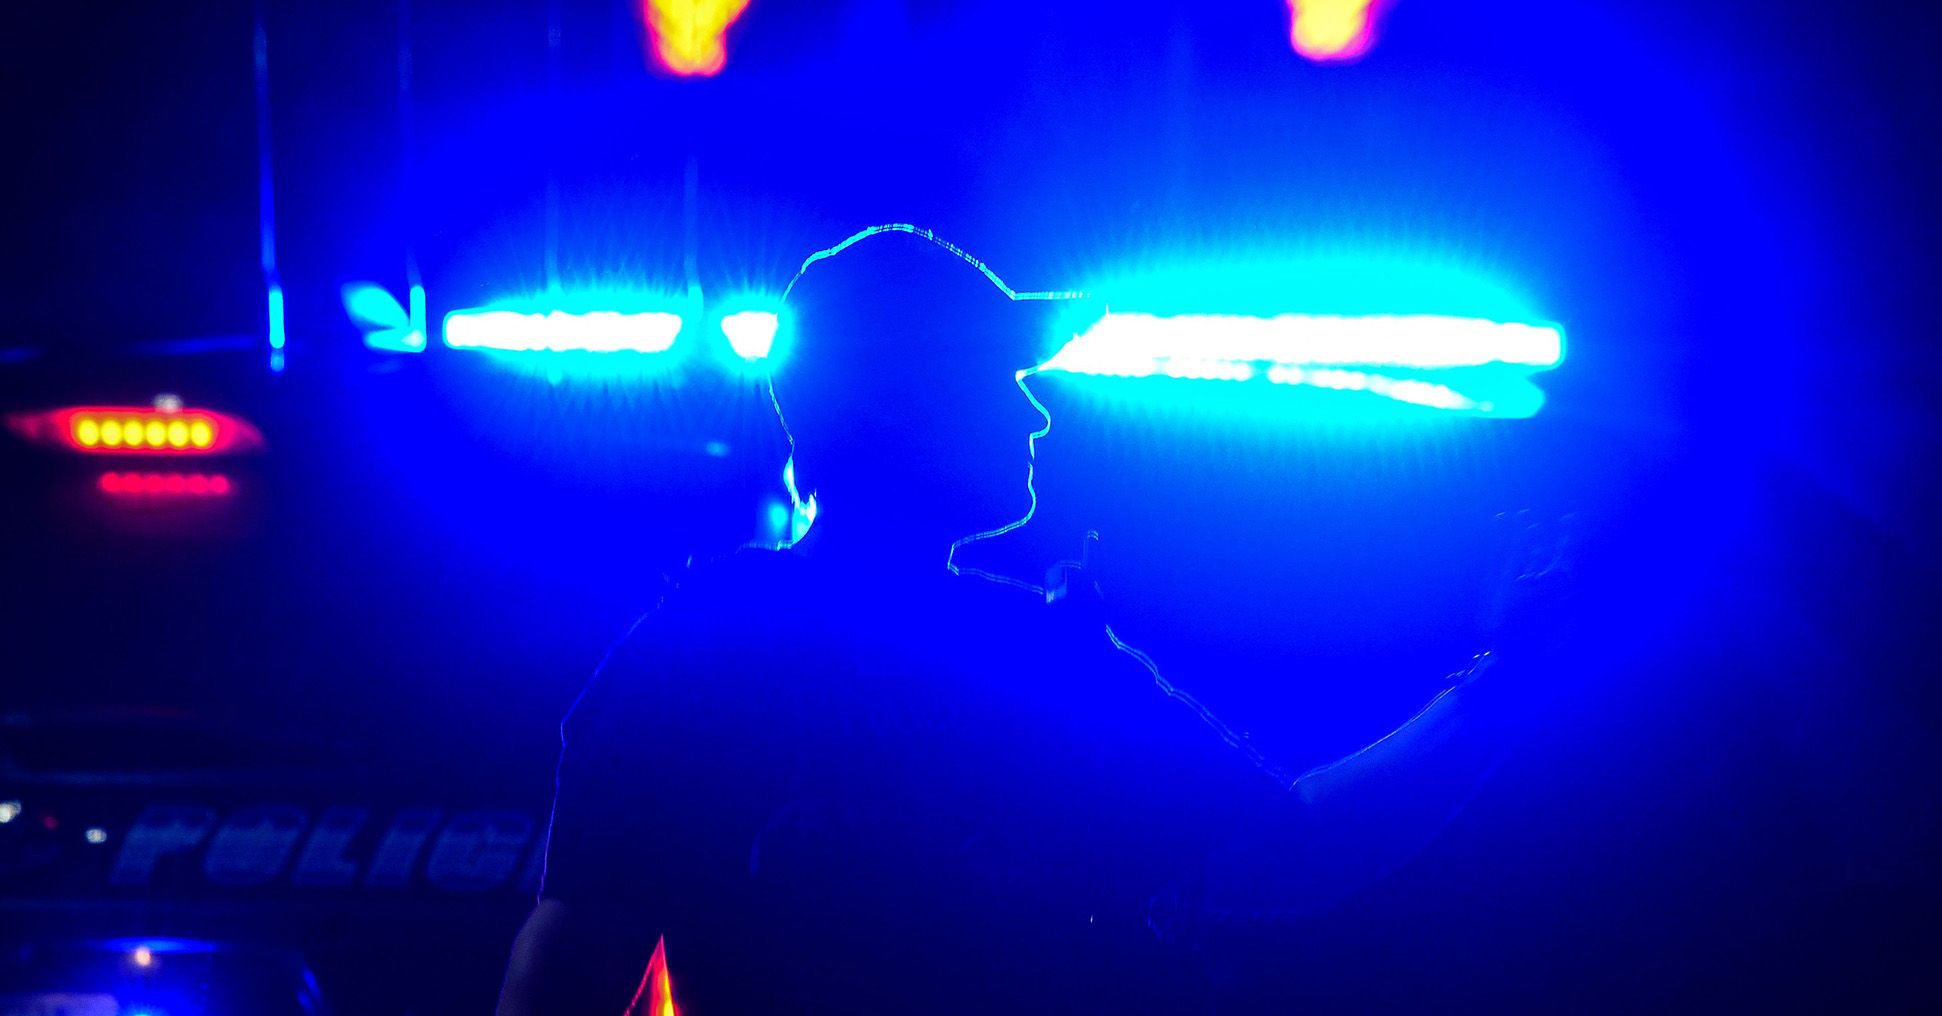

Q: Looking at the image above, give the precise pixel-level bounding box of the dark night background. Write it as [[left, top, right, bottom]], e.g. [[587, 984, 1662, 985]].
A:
[[3, 1, 1939, 1012]]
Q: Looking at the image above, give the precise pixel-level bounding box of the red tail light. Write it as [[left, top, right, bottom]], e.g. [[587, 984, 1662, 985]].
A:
[[97, 472, 235, 497], [5, 405, 264, 455]]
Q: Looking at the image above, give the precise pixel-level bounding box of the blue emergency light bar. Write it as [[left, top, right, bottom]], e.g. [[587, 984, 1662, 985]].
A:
[[442, 308, 684, 354], [1036, 311, 1564, 417]]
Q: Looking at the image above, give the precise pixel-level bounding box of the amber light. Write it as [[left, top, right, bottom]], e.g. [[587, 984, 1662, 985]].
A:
[[5, 405, 263, 456]]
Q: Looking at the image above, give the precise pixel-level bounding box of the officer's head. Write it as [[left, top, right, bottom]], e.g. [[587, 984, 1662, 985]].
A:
[[769, 228, 1055, 543]]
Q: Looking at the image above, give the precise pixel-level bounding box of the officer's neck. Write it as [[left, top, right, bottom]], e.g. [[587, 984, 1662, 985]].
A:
[[788, 504, 962, 581]]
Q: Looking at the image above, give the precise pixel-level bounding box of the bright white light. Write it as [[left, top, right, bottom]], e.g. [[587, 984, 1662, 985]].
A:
[[132, 945, 154, 968], [1037, 310, 1558, 415], [85, 826, 109, 844], [721, 310, 780, 360], [1265, 364, 1478, 411], [443, 310, 683, 353], [1041, 312, 1562, 376], [0, 800, 19, 824]]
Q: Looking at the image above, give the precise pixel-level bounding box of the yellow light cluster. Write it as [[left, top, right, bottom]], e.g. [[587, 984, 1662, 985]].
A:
[[646, 0, 751, 76], [72, 414, 214, 450]]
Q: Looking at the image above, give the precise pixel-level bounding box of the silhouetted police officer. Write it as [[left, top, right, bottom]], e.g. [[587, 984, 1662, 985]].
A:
[[498, 227, 1552, 1015]]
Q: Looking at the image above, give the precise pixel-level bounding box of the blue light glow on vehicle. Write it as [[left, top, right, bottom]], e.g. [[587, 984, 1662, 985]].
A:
[[443, 308, 683, 353]]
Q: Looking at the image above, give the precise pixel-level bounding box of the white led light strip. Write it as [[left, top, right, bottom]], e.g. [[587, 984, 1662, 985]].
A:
[[1040, 312, 1563, 376], [443, 310, 683, 353]]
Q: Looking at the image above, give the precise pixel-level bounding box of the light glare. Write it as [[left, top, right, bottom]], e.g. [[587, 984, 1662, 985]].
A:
[[1039, 311, 1560, 417], [444, 309, 683, 354], [721, 310, 779, 360], [1044, 312, 1561, 374]]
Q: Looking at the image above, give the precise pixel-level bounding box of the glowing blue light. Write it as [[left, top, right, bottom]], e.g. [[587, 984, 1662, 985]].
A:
[[266, 284, 286, 374], [365, 328, 425, 352], [101, 938, 217, 956], [1038, 311, 1563, 417], [409, 283, 427, 337], [344, 283, 407, 330], [443, 309, 683, 353], [712, 296, 788, 369], [764, 500, 789, 538], [1043, 312, 1560, 374], [254, 4, 281, 375], [780, 456, 817, 544], [344, 282, 426, 353], [1264, 363, 1485, 410], [267, 289, 285, 348], [721, 310, 779, 360]]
